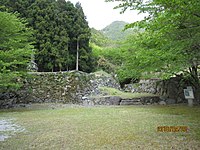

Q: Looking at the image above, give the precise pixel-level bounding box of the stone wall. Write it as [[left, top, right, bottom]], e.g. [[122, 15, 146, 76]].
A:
[[0, 71, 121, 108], [27, 71, 94, 103], [124, 76, 192, 104], [1, 71, 197, 108]]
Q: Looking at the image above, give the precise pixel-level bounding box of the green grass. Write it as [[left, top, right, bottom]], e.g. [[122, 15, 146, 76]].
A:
[[0, 104, 200, 150], [92, 70, 112, 77], [99, 87, 157, 99]]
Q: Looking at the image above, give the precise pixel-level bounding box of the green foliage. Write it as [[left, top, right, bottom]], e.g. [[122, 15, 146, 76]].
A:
[[91, 36, 140, 83], [92, 45, 125, 74], [0, 11, 33, 91]]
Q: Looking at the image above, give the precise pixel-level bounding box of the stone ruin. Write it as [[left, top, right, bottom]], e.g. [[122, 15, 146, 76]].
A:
[[0, 71, 193, 108]]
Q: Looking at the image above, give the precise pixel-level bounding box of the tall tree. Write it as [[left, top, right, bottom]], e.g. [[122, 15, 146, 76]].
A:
[[73, 2, 93, 72], [54, 0, 71, 71], [27, 0, 67, 72], [0, 11, 33, 91]]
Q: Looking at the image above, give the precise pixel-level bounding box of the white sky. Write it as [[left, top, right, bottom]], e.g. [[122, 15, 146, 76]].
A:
[[69, 0, 146, 30]]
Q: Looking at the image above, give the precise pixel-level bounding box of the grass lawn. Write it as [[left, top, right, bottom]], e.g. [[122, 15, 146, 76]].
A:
[[0, 104, 200, 150]]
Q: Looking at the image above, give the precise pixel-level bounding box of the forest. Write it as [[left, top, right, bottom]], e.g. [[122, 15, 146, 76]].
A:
[[0, 0, 200, 98], [0, 0, 95, 73]]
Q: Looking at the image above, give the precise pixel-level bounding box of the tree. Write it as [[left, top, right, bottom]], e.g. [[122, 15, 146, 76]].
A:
[[73, 2, 94, 72], [106, 0, 200, 101], [55, 0, 72, 71], [27, 0, 67, 72], [0, 11, 33, 91]]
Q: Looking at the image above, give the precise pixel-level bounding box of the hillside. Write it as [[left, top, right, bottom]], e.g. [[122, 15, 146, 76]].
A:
[[101, 21, 134, 41], [90, 28, 113, 47]]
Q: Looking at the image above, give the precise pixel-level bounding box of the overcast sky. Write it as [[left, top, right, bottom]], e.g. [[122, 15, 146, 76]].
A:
[[69, 0, 146, 30]]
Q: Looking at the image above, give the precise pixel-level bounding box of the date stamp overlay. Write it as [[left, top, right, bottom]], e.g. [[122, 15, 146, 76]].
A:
[[157, 126, 189, 132]]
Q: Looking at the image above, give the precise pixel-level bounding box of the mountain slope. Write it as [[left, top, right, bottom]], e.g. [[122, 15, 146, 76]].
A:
[[101, 21, 134, 41], [90, 28, 113, 47]]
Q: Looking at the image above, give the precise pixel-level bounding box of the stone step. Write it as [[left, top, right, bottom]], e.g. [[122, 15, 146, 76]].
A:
[[83, 96, 122, 106], [120, 99, 142, 105]]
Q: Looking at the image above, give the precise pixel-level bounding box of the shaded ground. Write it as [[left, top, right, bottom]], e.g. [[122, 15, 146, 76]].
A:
[[0, 104, 200, 150]]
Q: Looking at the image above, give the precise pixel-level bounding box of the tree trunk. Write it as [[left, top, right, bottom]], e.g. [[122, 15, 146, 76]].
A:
[[189, 65, 200, 103], [76, 40, 79, 71]]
